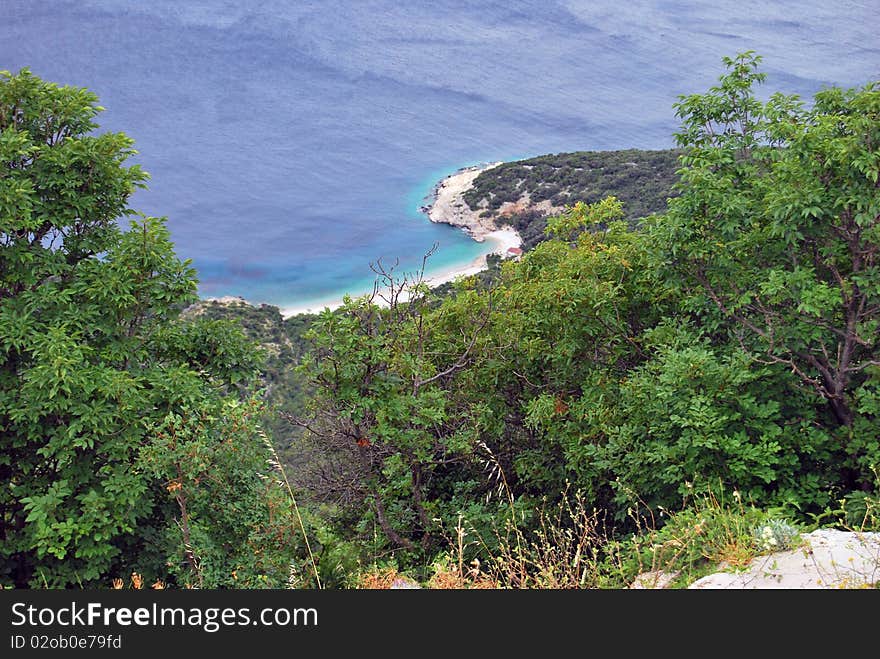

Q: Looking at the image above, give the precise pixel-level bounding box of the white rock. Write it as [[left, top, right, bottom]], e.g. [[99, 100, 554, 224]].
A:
[[630, 570, 679, 589], [689, 529, 880, 589]]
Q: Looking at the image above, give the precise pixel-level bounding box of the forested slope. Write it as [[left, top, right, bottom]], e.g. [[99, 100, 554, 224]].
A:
[[4, 54, 878, 590], [464, 148, 680, 248]]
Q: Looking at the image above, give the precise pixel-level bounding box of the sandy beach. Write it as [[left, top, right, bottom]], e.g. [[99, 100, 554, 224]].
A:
[[422, 224, 522, 285], [279, 163, 523, 318], [280, 295, 350, 317]]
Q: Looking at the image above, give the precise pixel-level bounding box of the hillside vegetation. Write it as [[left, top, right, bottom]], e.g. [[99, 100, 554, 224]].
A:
[[464, 148, 680, 249], [3, 53, 878, 589], [0, 69, 316, 588], [182, 299, 316, 463], [288, 53, 880, 586]]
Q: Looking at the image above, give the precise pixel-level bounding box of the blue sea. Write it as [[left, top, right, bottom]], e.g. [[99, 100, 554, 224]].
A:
[[3, 1, 877, 310]]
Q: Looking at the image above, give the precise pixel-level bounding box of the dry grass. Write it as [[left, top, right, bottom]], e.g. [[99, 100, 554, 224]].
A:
[[355, 566, 406, 589], [485, 490, 607, 589], [351, 470, 880, 590], [260, 430, 322, 588], [109, 572, 166, 590], [426, 554, 499, 589]]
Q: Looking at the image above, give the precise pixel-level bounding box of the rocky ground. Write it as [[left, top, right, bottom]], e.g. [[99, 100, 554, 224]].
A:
[[632, 529, 880, 589]]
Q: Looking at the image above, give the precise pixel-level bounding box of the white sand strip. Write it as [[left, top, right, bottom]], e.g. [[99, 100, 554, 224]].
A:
[[280, 295, 348, 317]]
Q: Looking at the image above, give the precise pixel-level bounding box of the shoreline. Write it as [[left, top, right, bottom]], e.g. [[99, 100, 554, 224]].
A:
[[245, 161, 523, 318], [424, 161, 505, 241]]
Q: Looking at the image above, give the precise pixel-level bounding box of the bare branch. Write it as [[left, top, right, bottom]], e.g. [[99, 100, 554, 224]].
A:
[[846, 359, 880, 373]]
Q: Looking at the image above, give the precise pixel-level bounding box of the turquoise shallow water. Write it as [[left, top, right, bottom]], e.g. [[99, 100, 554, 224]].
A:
[[2, 1, 877, 308]]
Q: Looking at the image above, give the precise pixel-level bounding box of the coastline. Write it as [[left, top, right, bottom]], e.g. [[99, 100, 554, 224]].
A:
[[424, 162, 505, 241], [274, 162, 523, 318]]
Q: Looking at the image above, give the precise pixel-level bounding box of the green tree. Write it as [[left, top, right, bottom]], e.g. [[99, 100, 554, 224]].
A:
[[0, 69, 305, 587], [296, 256, 501, 566], [494, 198, 659, 499], [649, 52, 880, 486], [295, 54, 879, 577]]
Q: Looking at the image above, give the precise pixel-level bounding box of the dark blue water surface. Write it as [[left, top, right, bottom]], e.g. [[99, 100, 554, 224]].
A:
[[3, 1, 877, 310]]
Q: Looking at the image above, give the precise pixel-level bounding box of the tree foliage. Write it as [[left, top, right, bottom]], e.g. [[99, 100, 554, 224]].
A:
[[5, 54, 877, 587], [297, 54, 879, 575], [1, 69, 303, 588], [649, 52, 880, 482], [295, 260, 503, 563]]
